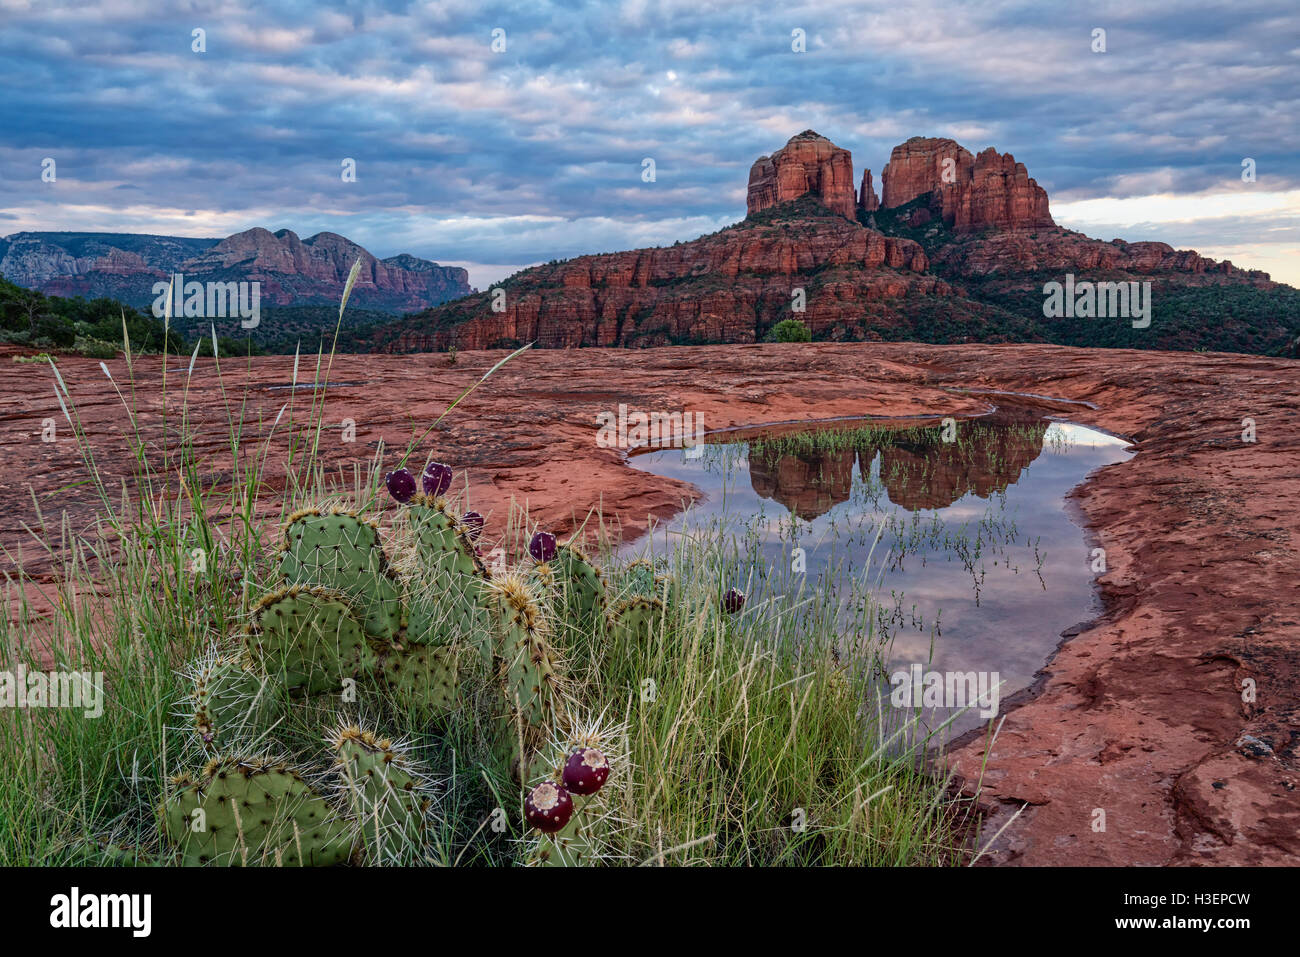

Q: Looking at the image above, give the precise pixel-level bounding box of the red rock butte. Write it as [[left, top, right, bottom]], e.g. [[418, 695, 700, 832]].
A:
[[747, 130, 859, 221], [879, 136, 1054, 232], [375, 128, 1275, 355], [745, 130, 1054, 233]]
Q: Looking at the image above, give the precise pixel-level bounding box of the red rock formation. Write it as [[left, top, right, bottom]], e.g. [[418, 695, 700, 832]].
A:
[[376, 213, 941, 352], [371, 129, 1277, 353], [180, 228, 471, 309], [880, 136, 1053, 233], [931, 229, 1271, 281], [858, 169, 880, 212], [747, 130, 857, 221]]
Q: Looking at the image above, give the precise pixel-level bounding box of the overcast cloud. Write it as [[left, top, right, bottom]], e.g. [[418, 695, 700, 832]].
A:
[[2, 0, 1296, 286]]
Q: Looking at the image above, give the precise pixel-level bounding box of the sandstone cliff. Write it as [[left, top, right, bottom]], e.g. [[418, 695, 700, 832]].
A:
[[879, 136, 1053, 233], [747, 130, 857, 221], [377, 194, 942, 351], [928, 229, 1270, 281]]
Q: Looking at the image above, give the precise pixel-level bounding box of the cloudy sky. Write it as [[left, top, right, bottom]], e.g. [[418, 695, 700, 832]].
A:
[[2, 0, 1297, 288]]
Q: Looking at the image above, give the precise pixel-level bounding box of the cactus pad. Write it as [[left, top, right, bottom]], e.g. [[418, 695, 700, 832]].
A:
[[555, 543, 607, 627], [621, 558, 658, 596], [160, 757, 352, 866], [407, 499, 491, 654], [247, 586, 378, 696], [487, 574, 567, 752], [277, 509, 404, 643], [332, 726, 430, 863], [609, 595, 666, 645], [377, 643, 462, 716]]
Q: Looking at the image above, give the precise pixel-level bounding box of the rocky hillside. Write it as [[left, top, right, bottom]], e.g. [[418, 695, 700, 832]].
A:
[[376, 130, 1298, 357], [1, 228, 472, 315]]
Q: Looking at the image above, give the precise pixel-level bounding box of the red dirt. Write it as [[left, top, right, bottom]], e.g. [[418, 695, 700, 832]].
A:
[[2, 341, 1296, 865]]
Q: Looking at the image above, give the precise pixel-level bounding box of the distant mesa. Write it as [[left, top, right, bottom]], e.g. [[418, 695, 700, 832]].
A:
[[0, 228, 471, 314]]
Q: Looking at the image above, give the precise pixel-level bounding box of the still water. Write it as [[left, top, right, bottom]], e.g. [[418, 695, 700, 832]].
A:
[[624, 410, 1133, 739]]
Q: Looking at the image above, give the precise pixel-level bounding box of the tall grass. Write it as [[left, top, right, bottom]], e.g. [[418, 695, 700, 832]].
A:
[[0, 282, 977, 866]]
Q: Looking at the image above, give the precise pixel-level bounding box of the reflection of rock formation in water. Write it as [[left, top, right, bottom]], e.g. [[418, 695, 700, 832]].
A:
[[748, 446, 856, 519], [860, 418, 1049, 510], [747, 417, 1050, 518]]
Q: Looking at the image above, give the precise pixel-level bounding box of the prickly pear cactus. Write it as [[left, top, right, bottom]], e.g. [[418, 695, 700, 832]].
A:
[[406, 499, 491, 656], [332, 726, 431, 864], [486, 573, 567, 756], [185, 647, 277, 750], [277, 509, 405, 643], [608, 595, 666, 645], [526, 728, 619, 867], [554, 543, 607, 630], [377, 643, 462, 716], [246, 585, 377, 696], [622, 558, 657, 596], [160, 757, 352, 866]]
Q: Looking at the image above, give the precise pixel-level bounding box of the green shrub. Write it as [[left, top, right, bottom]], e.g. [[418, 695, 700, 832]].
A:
[[768, 319, 812, 343], [74, 337, 119, 359]]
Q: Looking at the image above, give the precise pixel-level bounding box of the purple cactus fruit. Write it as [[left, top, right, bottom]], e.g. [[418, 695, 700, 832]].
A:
[[461, 510, 485, 541], [529, 530, 557, 563], [422, 461, 453, 498], [722, 587, 745, 614], [562, 747, 610, 796], [385, 468, 417, 503], [524, 780, 574, 834]]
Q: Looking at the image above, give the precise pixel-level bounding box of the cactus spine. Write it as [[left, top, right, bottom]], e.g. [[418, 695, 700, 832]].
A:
[[185, 647, 278, 751]]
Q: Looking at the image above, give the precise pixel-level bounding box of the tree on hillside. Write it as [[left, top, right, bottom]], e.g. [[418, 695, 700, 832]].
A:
[[767, 319, 812, 343]]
